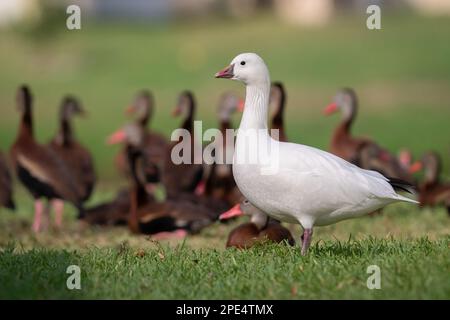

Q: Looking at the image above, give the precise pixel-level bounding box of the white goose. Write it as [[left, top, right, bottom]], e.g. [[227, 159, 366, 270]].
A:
[[215, 53, 418, 255]]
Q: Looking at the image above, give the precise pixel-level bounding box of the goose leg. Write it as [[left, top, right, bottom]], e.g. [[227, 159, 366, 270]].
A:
[[32, 199, 44, 233], [300, 228, 313, 256], [52, 199, 64, 229]]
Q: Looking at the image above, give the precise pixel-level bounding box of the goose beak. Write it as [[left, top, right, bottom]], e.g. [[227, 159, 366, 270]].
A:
[[107, 129, 126, 145], [219, 204, 243, 220], [323, 102, 338, 115], [215, 64, 234, 79], [237, 99, 245, 112], [409, 161, 423, 174]]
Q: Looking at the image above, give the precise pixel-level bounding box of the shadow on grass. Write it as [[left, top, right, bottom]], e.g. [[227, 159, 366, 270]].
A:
[[0, 244, 85, 299]]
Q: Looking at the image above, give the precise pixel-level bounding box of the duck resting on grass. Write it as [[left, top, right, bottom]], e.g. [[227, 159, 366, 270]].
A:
[[215, 53, 418, 255], [219, 199, 295, 249]]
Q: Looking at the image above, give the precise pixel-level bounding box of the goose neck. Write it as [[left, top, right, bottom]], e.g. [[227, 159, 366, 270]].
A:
[[240, 83, 270, 131]]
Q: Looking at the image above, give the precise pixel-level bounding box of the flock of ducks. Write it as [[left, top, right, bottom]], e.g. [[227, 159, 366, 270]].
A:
[[0, 52, 449, 254]]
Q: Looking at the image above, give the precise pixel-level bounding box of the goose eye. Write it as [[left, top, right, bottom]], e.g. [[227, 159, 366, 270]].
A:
[[240, 61, 246, 66]]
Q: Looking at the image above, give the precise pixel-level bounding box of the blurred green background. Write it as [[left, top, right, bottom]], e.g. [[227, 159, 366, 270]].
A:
[[0, 0, 449, 187]]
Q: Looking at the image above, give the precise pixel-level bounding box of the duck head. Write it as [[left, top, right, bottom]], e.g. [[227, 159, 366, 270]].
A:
[[126, 90, 153, 125], [219, 199, 268, 230], [107, 123, 144, 148], [324, 88, 358, 121], [215, 53, 270, 87], [217, 92, 244, 122], [172, 90, 195, 118], [61, 96, 85, 120], [410, 152, 441, 184]]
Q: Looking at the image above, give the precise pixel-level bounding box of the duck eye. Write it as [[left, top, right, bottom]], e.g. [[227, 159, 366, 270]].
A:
[[240, 61, 246, 66]]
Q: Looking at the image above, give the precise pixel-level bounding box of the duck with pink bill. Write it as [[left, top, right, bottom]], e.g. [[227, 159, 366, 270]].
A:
[[408, 151, 450, 215], [216, 53, 418, 255], [219, 199, 295, 249], [324, 88, 413, 183], [114, 90, 168, 180]]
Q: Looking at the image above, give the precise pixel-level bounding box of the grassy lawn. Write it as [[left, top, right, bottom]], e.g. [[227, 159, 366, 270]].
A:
[[0, 12, 449, 299]]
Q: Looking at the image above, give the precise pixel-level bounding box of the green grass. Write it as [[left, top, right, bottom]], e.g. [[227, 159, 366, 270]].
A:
[[0, 12, 450, 299], [1, 236, 449, 299], [1, 203, 449, 299]]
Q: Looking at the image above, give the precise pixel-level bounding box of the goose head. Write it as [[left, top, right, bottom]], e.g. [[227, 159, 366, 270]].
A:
[[126, 90, 153, 125], [61, 96, 85, 120], [215, 53, 270, 87], [324, 88, 358, 122]]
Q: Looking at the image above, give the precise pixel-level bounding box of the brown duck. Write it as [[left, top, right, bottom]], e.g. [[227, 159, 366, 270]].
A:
[[10, 85, 84, 232], [110, 123, 217, 237], [412, 152, 450, 214], [162, 91, 203, 198], [114, 90, 168, 178], [48, 96, 96, 226], [219, 200, 295, 249], [202, 92, 244, 207], [324, 88, 413, 182]]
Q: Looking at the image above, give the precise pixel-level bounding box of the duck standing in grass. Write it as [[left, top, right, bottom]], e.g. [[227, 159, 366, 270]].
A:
[[10, 85, 84, 232], [215, 53, 417, 255], [48, 96, 96, 227]]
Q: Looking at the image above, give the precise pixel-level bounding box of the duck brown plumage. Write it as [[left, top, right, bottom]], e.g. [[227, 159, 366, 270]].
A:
[[202, 92, 244, 207], [48, 96, 96, 202], [10, 85, 84, 232], [162, 91, 203, 198], [114, 90, 168, 178], [0, 151, 15, 211], [220, 200, 295, 249], [110, 123, 217, 236], [415, 152, 450, 214], [325, 88, 413, 183], [270, 82, 288, 142]]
